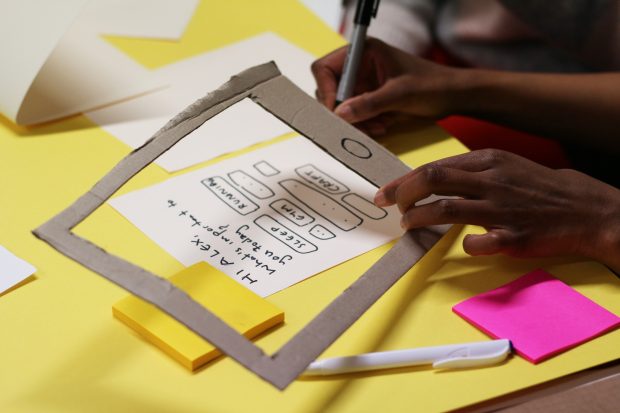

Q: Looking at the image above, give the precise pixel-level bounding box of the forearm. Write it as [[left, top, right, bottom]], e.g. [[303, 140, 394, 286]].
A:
[[376, 149, 620, 274], [450, 69, 620, 152], [584, 184, 620, 274]]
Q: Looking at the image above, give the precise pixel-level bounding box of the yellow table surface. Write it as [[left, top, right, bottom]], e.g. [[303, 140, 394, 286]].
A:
[[1, 1, 619, 412]]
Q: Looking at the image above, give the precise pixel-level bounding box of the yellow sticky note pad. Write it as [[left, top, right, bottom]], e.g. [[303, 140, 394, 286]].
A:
[[113, 262, 284, 371]]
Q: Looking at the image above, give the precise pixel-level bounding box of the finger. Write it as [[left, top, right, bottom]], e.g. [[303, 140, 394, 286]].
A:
[[315, 88, 323, 102], [311, 48, 347, 110], [376, 166, 486, 211], [334, 79, 408, 123], [400, 199, 499, 229], [463, 229, 515, 255], [374, 149, 512, 207], [355, 120, 388, 137], [430, 149, 513, 173], [371, 112, 402, 129], [355, 112, 403, 136]]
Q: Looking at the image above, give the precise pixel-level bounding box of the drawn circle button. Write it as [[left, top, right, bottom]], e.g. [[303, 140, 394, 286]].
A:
[[341, 138, 372, 159]]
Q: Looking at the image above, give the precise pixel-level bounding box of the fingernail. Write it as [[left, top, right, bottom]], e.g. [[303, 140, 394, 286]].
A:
[[335, 104, 354, 122], [400, 215, 408, 229], [374, 189, 387, 206]]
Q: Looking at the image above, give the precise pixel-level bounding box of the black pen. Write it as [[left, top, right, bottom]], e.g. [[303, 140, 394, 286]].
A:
[[335, 0, 381, 106]]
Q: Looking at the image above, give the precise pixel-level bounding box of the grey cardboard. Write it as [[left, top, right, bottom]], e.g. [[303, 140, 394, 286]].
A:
[[33, 62, 447, 389]]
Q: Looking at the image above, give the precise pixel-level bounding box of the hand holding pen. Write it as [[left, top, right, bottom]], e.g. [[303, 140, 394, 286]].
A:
[[311, 22, 459, 136], [335, 0, 380, 105], [311, 0, 458, 137]]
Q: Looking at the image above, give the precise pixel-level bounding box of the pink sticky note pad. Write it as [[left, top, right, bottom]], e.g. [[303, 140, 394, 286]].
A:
[[453, 269, 620, 363]]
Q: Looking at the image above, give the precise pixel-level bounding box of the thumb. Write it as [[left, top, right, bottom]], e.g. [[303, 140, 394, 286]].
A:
[[335, 79, 406, 124], [463, 229, 513, 256]]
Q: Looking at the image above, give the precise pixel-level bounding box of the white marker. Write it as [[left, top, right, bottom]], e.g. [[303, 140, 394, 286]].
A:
[[304, 339, 511, 376]]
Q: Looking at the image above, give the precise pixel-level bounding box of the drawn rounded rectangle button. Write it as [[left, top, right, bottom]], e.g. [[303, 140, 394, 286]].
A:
[[201, 176, 259, 215], [309, 224, 335, 240], [253, 160, 280, 177], [342, 193, 387, 220], [279, 179, 362, 231], [269, 198, 315, 227], [295, 164, 349, 195], [254, 215, 318, 254], [228, 170, 275, 199]]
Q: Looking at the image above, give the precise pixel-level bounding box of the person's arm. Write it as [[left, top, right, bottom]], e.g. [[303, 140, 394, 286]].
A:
[[312, 38, 620, 151], [448, 70, 620, 151], [373, 149, 620, 272], [342, 0, 438, 56]]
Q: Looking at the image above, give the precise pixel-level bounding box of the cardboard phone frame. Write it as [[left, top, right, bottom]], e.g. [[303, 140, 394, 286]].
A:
[[33, 62, 446, 389]]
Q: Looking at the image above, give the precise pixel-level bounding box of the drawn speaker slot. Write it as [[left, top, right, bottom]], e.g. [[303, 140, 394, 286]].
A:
[[253, 160, 280, 177]]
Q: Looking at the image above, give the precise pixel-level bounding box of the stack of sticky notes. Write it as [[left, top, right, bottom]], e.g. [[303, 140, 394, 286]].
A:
[[113, 262, 284, 371], [453, 269, 620, 363]]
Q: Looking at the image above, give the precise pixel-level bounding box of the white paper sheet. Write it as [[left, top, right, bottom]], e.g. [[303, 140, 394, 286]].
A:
[[86, 33, 316, 172], [300, 0, 343, 31], [79, 0, 199, 40], [0, 0, 198, 125], [0, 246, 36, 294], [110, 136, 403, 297], [18, 22, 163, 125], [0, 0, 89, 123]]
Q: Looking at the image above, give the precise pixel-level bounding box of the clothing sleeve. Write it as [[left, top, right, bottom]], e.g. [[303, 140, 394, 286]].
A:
[[342, 0, 439, 55], [500, 0, 620, 70]]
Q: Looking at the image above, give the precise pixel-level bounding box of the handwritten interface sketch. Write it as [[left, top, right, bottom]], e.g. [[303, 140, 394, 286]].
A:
[[110, 136, 403, 297]]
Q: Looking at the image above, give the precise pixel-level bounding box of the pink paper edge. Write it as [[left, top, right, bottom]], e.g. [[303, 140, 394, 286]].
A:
[[532, 321, 620, 363], [452, 307, 620, 364]]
